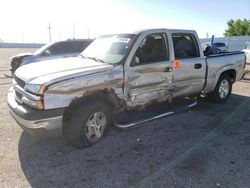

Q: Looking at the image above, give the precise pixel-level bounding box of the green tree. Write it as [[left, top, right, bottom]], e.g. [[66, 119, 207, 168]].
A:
[[224, 19, 250, 36]]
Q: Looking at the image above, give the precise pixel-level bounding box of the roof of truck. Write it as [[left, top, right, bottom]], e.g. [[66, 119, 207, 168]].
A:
[[132, 28, 196, 34], [98, 28, 197, 38]]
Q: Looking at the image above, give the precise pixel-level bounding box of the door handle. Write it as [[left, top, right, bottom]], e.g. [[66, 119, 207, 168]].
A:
[[164, 67, 173, 72], [194, 63, 202, 69]]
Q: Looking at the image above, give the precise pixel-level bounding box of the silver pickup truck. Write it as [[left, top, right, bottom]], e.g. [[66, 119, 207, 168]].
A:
[[7, 29, 246, 148]]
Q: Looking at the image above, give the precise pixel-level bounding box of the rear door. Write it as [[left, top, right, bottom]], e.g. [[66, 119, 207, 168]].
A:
[[125, 33, 174, 105], [171, 32, 206, 97]]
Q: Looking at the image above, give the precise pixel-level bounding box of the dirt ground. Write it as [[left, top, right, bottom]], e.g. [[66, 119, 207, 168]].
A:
[[0, 48, 250, 188]]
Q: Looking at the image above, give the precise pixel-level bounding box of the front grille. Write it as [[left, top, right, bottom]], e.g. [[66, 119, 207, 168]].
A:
[[15, 90, 22, 99], [14, 90, 23, 104], [14, 75, 25, 88]]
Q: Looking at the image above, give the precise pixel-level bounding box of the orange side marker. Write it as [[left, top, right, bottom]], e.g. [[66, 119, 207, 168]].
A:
[[173, 60, 181, 69]]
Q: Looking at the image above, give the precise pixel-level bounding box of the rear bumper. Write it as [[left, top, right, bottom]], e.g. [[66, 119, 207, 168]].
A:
[[7, 87, 64, 137]]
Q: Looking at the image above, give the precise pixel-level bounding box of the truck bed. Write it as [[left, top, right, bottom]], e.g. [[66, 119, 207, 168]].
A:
[[206, 51, 244, 58], [203, 51, 245, 94]]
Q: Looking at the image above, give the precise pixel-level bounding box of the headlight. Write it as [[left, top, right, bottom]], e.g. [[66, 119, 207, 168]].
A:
[[22, 96, 44, 109], [25, 84, 47, 95]]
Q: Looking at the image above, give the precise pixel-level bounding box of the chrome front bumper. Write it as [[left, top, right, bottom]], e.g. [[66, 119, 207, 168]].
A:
[[7, 87, 63, 135]]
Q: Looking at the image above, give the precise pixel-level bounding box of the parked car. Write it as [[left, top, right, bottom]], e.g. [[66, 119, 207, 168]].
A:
[[242, 41, 250, 64], [213, 42, 228, 52], [10, 39, 93, 74], [7, 28, 246, 148], [202, 42, 228, 55]]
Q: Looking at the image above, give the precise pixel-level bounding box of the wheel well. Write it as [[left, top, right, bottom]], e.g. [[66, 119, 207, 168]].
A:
[[221, 69, 236, 83], [63, 89, 125, 123]]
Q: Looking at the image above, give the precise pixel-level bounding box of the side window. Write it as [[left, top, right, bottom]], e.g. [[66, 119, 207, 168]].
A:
[[172, 33, 200, 59], [59, 42, 75, 53], [47, 42, 66, 55], [132, 33, 169, 66], [66, 41, 81, 53], [79, 41, 92, 52], [47, 42, 77, 55]]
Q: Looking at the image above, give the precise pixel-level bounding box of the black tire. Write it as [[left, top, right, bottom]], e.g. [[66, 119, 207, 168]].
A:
[[208, 74, 232, 103], [63, 100, 112, 149]]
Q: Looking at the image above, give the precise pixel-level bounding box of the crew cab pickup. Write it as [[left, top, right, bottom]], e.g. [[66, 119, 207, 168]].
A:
[[7, 29, 246, 148]]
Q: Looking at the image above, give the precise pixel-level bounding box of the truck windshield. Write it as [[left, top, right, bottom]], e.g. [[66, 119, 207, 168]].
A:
[[81, 34, 135, 64]]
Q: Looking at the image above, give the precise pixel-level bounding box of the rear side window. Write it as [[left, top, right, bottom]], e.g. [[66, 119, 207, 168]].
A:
[[47, 42, 72, 54], [47, 41, 92, 55], [79, 40, 92, 52], [172, 33, 200, 59]]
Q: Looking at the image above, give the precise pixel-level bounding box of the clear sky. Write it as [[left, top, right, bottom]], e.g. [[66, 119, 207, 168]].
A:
[[0, 0, 249, 43]]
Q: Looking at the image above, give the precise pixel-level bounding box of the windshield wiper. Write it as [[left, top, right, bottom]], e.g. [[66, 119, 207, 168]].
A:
[[80, 55, 105, 64]]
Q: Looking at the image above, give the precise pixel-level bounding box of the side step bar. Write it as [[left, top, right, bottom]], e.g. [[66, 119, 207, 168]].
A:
[[114, 100, 197, 129]]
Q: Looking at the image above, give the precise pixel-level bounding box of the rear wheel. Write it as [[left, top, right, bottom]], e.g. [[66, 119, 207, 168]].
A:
[[63, 100, 112, 149], [208, 74, 232, 103]]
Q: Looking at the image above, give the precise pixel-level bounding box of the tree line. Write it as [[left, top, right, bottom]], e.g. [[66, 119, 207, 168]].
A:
[[224, 19, 250, 36]]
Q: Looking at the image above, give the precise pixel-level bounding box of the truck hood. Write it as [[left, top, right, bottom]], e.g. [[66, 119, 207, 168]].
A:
[[15, 57, 113, 85]]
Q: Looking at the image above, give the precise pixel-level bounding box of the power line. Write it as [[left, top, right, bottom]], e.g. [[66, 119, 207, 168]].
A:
[[206, 32, 209, 38]]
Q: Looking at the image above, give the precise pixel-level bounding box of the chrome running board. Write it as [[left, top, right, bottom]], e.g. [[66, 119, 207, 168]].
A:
[[114, 100, 197, 129]]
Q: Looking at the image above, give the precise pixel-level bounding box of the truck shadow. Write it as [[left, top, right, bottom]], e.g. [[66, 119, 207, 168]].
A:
[[18, 93, 250, 187], [240, 77, 250, 83]]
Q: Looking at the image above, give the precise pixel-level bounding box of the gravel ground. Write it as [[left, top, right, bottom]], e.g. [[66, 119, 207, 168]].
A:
[[0, 48, 250, 188]]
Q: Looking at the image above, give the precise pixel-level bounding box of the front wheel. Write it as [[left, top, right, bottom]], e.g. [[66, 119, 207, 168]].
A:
[[208, 74, 232, 103], [63, 100, 112, 149]]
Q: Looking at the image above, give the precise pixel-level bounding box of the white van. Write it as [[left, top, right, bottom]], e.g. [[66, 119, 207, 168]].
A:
[[243, 41, 250, 64]]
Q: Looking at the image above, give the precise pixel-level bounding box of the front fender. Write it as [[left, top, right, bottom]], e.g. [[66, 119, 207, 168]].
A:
[[43, 67, 124, 110]]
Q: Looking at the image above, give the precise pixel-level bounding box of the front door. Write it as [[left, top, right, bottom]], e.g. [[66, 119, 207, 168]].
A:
[[125, 33, 174, 106]]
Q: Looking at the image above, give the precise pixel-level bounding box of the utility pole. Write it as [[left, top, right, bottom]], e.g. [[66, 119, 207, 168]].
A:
[[73, 21, 75, 39], [48, 23, 52, 42]]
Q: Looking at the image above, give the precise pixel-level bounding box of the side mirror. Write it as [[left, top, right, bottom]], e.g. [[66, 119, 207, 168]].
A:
[[131, 55, 140, 66]]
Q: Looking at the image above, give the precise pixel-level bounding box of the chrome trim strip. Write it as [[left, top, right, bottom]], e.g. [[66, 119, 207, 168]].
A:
[[114, 100, 197, 128], [115, 111, 174, 128]]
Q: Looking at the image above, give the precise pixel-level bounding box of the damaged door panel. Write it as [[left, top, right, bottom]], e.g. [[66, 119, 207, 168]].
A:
[[127, 63, 174, 105], [125, 33, 174, 106]]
